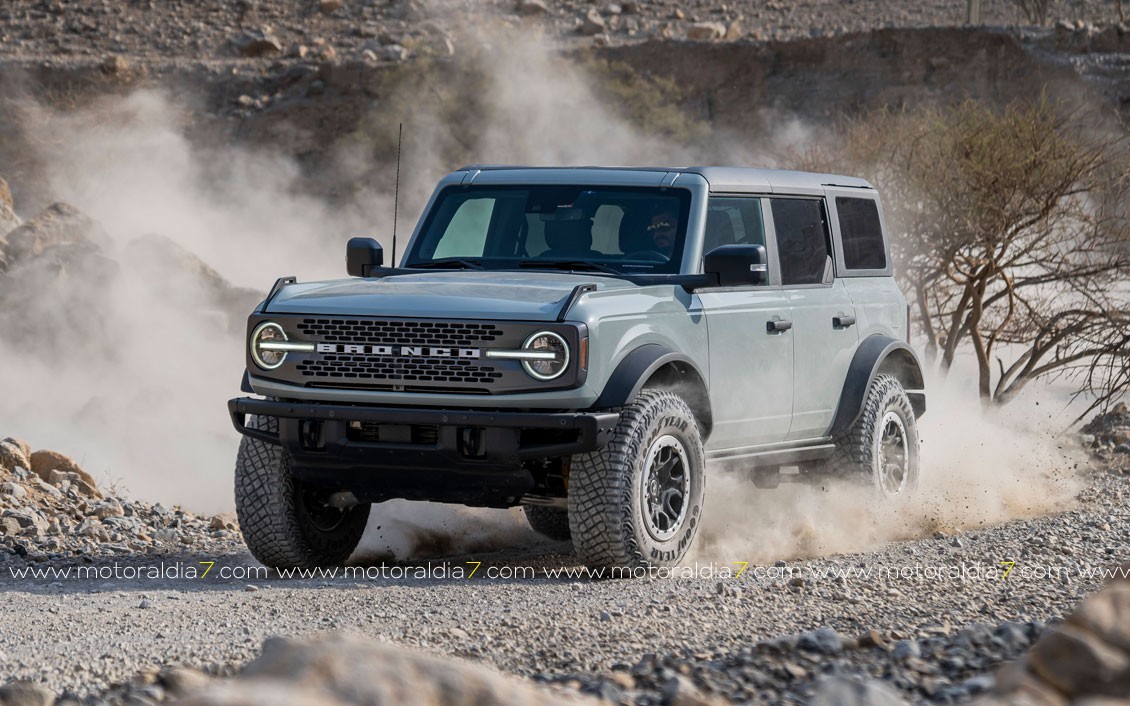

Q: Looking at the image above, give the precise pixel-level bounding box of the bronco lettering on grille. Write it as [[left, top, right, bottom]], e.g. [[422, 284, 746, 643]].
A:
[[314, 343, 481, 359]]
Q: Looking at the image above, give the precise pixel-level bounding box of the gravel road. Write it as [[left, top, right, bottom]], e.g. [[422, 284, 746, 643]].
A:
[[1, 464, 1127, 705]]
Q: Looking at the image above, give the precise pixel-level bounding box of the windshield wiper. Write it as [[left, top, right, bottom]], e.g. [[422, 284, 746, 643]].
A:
[[407, 258, 484, 270], [517, 260, 621, 275]]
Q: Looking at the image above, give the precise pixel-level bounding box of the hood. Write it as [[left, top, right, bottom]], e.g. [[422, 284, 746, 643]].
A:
[[264, 271, 637, 321]]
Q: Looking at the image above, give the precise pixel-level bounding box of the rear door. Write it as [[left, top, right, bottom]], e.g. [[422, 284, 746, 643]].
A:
[[825, 190, 908, 341], [697, 196, 793, 449], [769, 197, 860, 441]]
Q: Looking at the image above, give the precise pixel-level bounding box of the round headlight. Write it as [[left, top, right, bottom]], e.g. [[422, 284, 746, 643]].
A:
[[522, 331, 569, 381], [251, 322, 288, 370]]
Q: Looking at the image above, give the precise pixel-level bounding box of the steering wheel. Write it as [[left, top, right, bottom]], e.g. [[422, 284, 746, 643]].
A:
[[623, 250, 668, 262]]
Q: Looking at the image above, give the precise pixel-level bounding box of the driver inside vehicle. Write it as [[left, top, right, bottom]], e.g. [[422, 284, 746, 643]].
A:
[[646, 210, 678, 258]]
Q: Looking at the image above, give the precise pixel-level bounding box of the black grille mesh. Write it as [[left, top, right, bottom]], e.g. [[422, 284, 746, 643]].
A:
[[296, 354, 502, 384], [296, 319, 502, 345]]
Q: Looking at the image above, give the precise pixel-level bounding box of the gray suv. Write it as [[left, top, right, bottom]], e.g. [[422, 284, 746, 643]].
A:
[[228, 166, 926, 571]]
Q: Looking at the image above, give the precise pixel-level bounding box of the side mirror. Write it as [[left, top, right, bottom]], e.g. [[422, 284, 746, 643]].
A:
[[704, 244, 768, 286], [346, 237, 384, 277]]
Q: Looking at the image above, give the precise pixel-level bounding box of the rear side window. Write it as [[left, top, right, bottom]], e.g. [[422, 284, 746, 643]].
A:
[[836, 197, 887, 270], [771, 198, 831, 286]]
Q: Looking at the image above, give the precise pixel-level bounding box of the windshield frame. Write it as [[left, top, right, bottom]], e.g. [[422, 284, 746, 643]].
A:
[[402, 184, 695, 276]]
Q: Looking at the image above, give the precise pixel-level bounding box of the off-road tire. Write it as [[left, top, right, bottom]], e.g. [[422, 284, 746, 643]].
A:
[[568, 389, 706, 571], [234, 415, 370, 570], [523, 505, 571, 541], [828, 374, 920, 497]]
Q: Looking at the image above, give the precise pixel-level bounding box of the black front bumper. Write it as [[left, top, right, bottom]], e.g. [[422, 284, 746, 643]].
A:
[[227, 397, 619, 507]]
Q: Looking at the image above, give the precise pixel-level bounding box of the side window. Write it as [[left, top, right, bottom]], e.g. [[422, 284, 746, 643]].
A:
[[771, 198, 832, 286], [704, 197, 764, 253], [432, 197, 495, 259], [836, 197, 887, 270]]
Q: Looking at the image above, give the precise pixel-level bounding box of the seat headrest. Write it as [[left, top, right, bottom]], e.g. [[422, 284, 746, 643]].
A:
[[545, 219, 593, 252], [618, 210, 652, 254]]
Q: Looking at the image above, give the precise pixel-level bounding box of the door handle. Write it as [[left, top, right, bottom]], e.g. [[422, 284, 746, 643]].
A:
[[767, 319, 793, 333], [833, 315, 857, 329]]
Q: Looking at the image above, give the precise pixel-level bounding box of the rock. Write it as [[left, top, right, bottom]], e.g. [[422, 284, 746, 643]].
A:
[[176, 635, 603, 706], [660, 675, 726, 706], [2, 438, 31, 461], [318, 0, 344, 13], [1027, 623, 1130, 696], [1068, 583, 1130, 652], [0, 681, 55, 706], [581, 9, 606, 35], [46, 470, 100, 498], [892, 639, 920, 661], [810, 676, 907, 706], [0, 176, 13, 211], [210, 513, 238, 531], [2, 508, 47, 532], [0, 482, 27, 499], [378, 44, 409, 62], [725, 21, 743, 40], [621, 1, 639, 13], [686, 22, 727, 40], [799, 627, 844, 655], [0, 442, 29, 474], [0, 517, 21, 536], [2, 203, 110, 265], [29, 450, 97, 492], [100, 55, 129, 75], [234, 28, 282, 57], [92, 501, 124, 520], [158, 667, 211, 697], [517, 0, 549, 16]]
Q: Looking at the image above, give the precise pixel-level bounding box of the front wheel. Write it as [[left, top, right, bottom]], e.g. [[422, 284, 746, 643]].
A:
[[234, 415, 370, 570], [568, 389, 706, 571], [828, 374, 920, 497]]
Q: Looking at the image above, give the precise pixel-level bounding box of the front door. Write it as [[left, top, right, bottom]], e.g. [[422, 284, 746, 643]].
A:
[[697, 196, 793, 449]]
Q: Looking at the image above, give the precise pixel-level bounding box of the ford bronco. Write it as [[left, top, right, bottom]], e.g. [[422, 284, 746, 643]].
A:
[[228, 166, 926, 571]]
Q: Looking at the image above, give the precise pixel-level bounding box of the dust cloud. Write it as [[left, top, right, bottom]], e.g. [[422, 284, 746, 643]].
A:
[[690, 371, 1084, 565]]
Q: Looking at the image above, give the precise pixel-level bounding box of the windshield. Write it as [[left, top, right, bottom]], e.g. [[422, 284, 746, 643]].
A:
[[405, 185, 691, 274]]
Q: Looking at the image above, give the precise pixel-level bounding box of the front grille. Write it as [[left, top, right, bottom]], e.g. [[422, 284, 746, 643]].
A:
[[292, 317, 505, 389], [296, 319, 502, 346]]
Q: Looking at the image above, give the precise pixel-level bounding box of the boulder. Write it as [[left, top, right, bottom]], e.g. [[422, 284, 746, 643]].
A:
[[1, 202, 111, 266], [687, 22, 727, 40], [2, 438, 31, 461], [0, 681, 56, 706], [973, 567, 1130, 704], [0, 174, 17, 245], [0, 441, 30, 473], [234, 28, 282, 57], [176, 634, 602, 706], [580, 9, 606, 35], [122, 234, 264, 329], [29, 450, 98, 492], [517, 0, 550, 16], [810, 677, 907, 706]]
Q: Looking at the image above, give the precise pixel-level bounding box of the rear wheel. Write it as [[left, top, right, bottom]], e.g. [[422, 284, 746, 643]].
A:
[[523, 505, 571, 541], [234, 415, 370, 570], [828, 374, 919, 497], [568, 389, 705, 571]]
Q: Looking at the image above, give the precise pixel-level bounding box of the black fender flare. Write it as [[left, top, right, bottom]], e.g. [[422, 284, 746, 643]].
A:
[[591, 344, 713, 435], [828, 335, 926, 438]]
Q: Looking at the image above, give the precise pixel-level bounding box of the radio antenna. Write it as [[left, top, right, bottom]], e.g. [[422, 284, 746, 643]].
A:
[[391, 122, 403, 267]]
